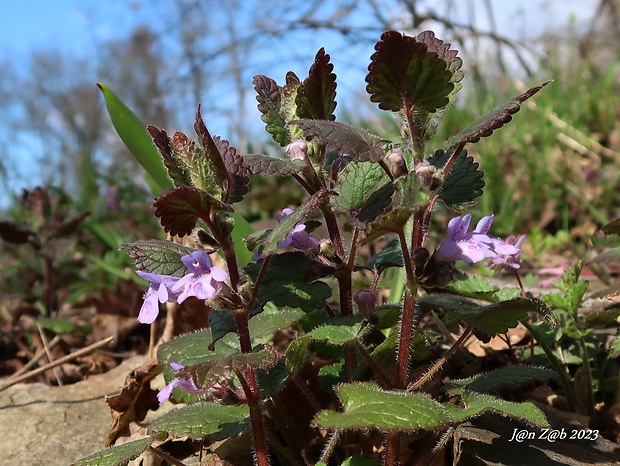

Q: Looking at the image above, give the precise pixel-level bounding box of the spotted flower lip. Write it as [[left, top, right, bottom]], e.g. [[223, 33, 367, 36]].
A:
[[136, 250, 228, 324], [436, 214, 522, 264]]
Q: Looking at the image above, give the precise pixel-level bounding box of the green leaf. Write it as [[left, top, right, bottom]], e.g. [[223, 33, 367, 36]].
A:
[[415, 30, 464, 106], [366, 30, 455, 113], [446, 273, 498, 301], [148, 402, 250, 440], [359, 240, 404, 273], [209, 309, 237, 346], [121, 239, 197, 276], [242, 154, 305, 176], [314, 382, 453, 430], [147, 125, 192, 187], [37, 318, 80, 335], [445, 80, 551, 150], [308, 316, 365, 345], [451, 366, 557, 393], [333, 161, 393, 223], [249, 308, 305, 340], [97, 83, 173, 191], [291, 120, 386, 162], [72, 437, 152, 466], [285, 335, 312, 374], [585, 307, 620, 327], [428, 149, 485, 206], [244, 252, 332, 312], [153, 186, 233, 237], [444, 388, 549, 427], [588, 247, 620, 266], [296, 48, 337, 121]]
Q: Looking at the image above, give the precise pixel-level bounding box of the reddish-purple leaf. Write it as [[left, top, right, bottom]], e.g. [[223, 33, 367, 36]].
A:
[[147, 125, 191, 187], [360, 206, 416, 245], [290, 120, 386, 162], [153, 186, 233, 237], [253, 75, 290, 146], [446, 81, 552, 149], [214, 137, 249, 203], [241, 154, 305, 176], [296, 48, 337, 121], [194, 106, 230, 188], [365, 30, 454, 113]]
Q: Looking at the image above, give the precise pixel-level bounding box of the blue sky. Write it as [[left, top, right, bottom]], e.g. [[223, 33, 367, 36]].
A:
[[0, 0, 599, 208]]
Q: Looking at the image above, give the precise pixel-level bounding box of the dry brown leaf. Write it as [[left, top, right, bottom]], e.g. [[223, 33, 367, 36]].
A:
[[105, 358, 163, 446]]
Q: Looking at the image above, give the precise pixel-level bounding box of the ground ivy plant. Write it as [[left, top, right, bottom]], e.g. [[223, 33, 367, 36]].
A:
[[79, 30, 556, 466]]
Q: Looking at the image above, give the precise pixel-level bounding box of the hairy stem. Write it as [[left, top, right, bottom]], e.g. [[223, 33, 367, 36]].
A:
[[202, 213, 241, 291], [235, 367, 270, 466]]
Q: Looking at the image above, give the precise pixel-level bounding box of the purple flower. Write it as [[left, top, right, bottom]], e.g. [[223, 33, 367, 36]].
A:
[[136, 250, 228, 324], [285, 140, 308, 161], [252, 208, 319, 260], [135, 272, 180, 324], [275, 208, 319, 251], [172, 251, 228, 303], [487, 234, 527, 271], [158, 361, 208, 403], [437, 214, 521, 264]]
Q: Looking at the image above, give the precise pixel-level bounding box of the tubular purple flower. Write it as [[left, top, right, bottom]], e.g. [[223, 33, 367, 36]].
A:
[[252, 208, 320, 260], [136, 250, 228, 324], [437, 214, 521, 264], [172, 251, 228, 303], [487, 234, 527, 271], [157, 361, 208, 403]]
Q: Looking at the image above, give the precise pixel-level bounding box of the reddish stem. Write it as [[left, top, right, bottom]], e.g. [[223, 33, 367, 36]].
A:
[[235, 367, 270, 466], [201, 213, 241, 291]]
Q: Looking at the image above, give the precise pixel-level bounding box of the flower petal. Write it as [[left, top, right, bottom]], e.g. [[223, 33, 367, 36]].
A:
[[138, 289, 161, 324]]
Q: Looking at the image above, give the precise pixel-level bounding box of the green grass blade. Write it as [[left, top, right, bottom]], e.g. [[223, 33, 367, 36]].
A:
[[97, 82, 173, 191]]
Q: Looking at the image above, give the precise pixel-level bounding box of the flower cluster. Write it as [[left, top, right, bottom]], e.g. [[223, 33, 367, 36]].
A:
[[436, 214, 523, 267], [136, 250, 228, 324]]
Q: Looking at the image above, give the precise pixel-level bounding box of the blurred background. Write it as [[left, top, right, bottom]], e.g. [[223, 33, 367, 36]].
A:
[[0, 0, 619, 326]]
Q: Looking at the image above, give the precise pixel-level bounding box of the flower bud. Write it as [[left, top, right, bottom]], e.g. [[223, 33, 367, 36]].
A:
[[354, 290, 377, 319], [285, 140, 308, 161], [386, 149, 408, 178], [414, 161, 438, 189]]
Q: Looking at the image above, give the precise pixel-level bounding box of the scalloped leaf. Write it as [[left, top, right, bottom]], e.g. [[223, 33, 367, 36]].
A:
[[415, 30, 464, 105], [244, 189, 330, 254], [446, 80, 552, 149], [428, 149, 485, 205], [446, 273, 499, 301], [333, 161, 393, 224], [241, 154, 305, 176], [121, 239, 197, 276], [290, 120, 385, 162], [253, 74, 290, 146], [153, 186, 233, 237], [147, 125, 192, 187], [359, 240, 404, 272], [314, 382, 453, 430], [149, 402, 250, 440], [296, 48, 337, 121], [360, 206, 416, 245], [587, 247, 620, 266], [0, 219, 38, 245], [451, 366, 557, 393], [365, 30, 455, 113], [72, 437, 153, 466], [307, 316, 365, 345], [209, 309, 237, 346], [444, 388, 549, 427], [215, 136, 249, 203], [244, 252, 332, 312], [194, 106, 229, 189]]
